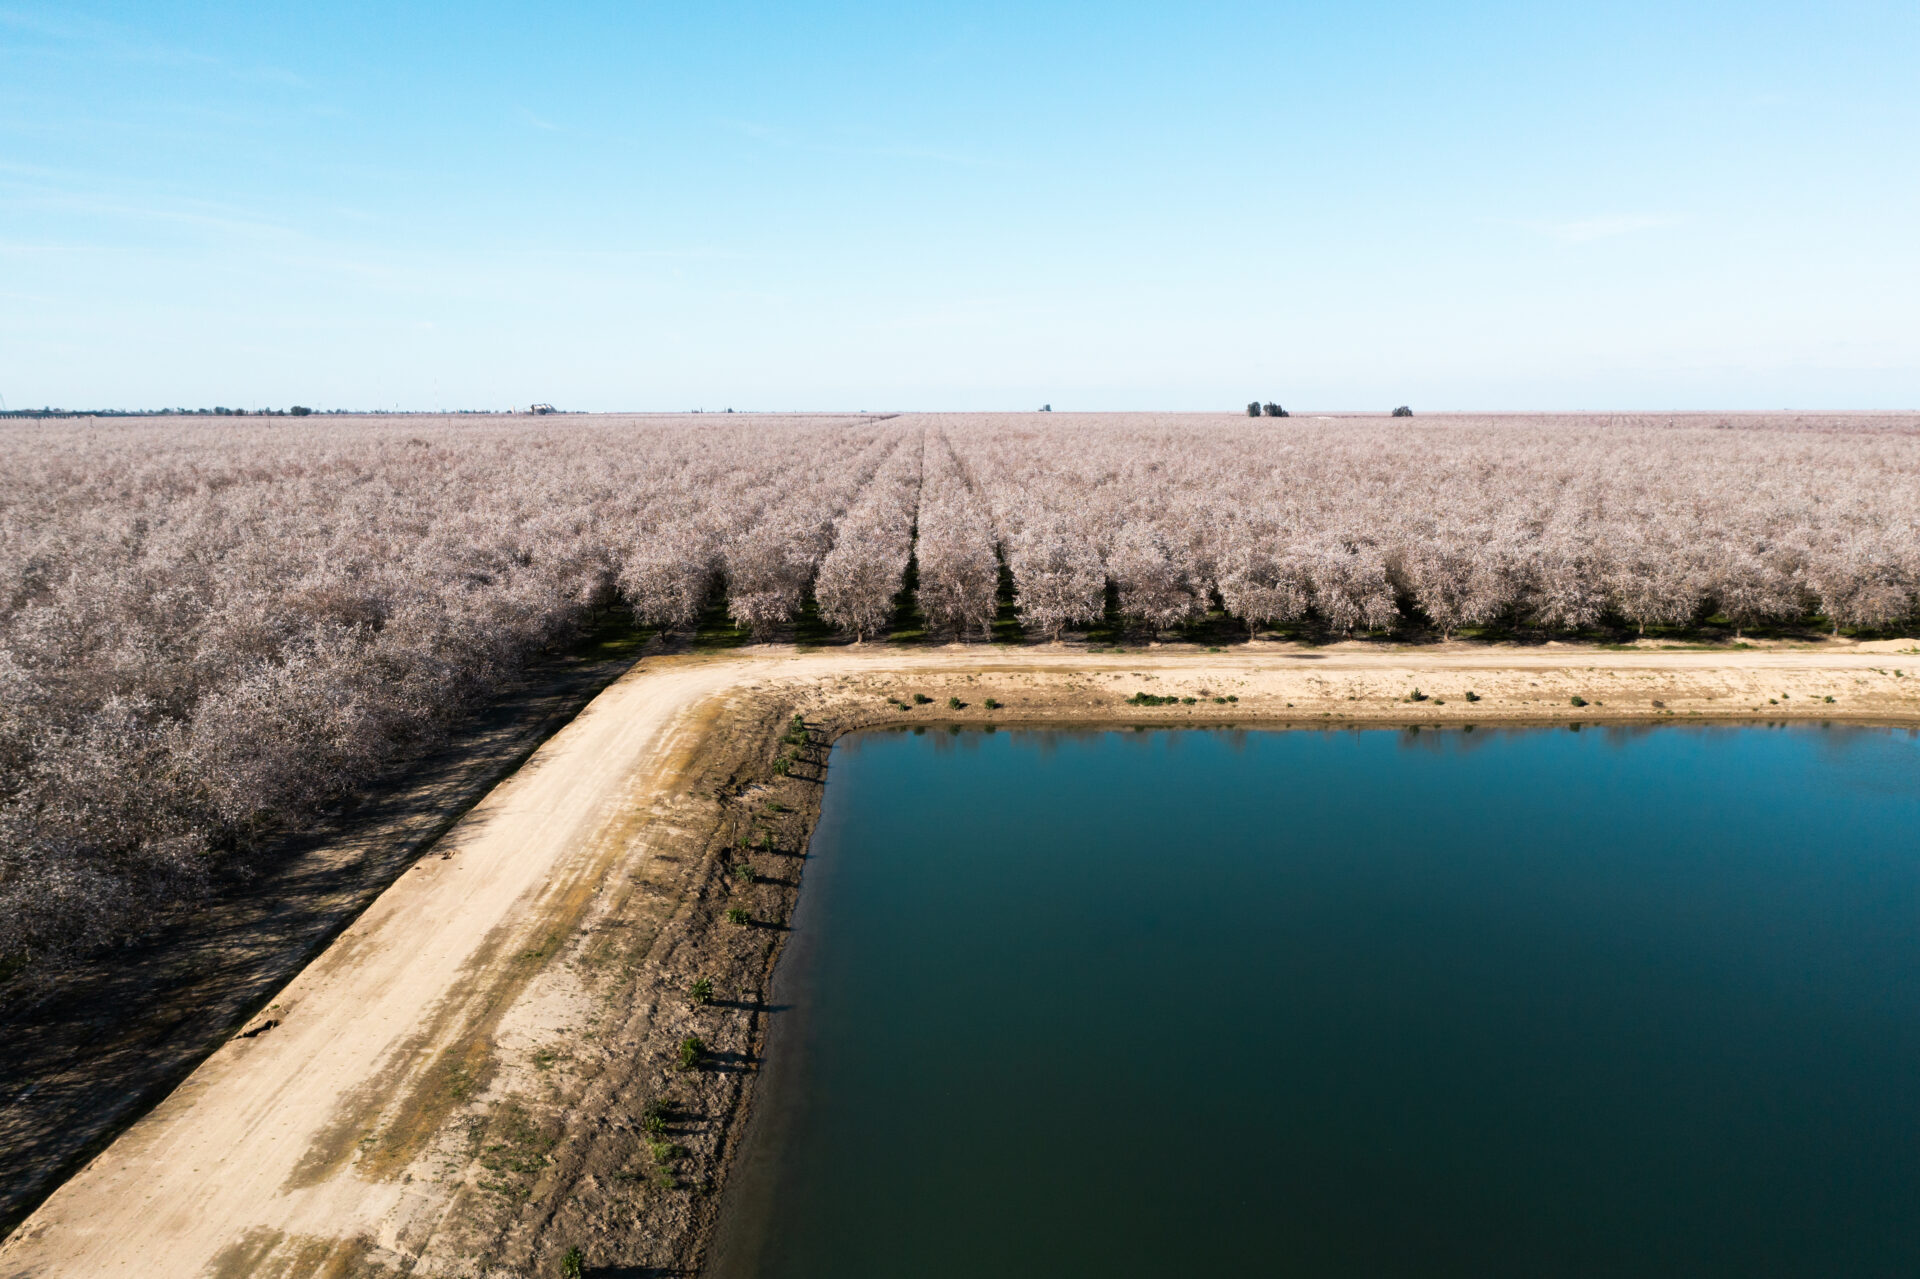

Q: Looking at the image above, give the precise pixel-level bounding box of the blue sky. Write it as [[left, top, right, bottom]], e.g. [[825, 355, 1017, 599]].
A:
[[2, 1, 1915, 411]]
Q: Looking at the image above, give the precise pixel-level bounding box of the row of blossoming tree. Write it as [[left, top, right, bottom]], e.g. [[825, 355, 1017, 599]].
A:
[[3, 411, 1916, 961]]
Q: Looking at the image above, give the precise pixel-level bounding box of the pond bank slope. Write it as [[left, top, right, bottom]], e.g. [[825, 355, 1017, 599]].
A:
[[3, 641, 1917, 1278]]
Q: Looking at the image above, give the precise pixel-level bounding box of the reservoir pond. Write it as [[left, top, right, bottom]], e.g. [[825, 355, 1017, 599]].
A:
[[708, 724, 1920, 1277]]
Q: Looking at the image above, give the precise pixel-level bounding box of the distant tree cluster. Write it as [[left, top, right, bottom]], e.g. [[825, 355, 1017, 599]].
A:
[[3, 410, 1917, 964], [0, 406, 330, 420], [0, 407, 522, 420], [1245, 402, 1289, 417]]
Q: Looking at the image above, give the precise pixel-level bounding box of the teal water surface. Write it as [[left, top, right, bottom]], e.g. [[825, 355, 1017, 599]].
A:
[[707, 724, 1920, 1278]]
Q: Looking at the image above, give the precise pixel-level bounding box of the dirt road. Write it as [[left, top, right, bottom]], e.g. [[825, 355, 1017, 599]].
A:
[[3, 641, 1915, 1278]]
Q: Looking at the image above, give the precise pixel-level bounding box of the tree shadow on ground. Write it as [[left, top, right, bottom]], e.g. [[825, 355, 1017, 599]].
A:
[[884, 539, 929, 644], [0, 610, 650, 1239]]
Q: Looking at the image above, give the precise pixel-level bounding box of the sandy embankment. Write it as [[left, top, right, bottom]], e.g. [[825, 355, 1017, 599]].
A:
[[2, 641, 1916, 1278]]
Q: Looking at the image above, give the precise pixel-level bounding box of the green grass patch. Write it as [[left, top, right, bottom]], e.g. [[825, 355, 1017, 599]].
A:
[[1172, 599, 1254, 647], [567, 607, 652, 662], [477, 1101, 557, 1184], [691, 590, 753, 650], [990, 546, 1026, 644], [886, 540, 930, 643], [791, 587, 837, 649]]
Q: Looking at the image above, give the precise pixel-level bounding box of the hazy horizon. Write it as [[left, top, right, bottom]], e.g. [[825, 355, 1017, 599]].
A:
[[12, 407, 1919, 418]]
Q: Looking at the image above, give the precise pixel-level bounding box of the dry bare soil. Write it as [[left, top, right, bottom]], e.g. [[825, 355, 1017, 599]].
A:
[[3, 640, 1918, 1278]]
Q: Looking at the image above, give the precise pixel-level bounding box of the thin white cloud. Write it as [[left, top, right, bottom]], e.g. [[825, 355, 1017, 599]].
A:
[[234, 63, 308, 89], [0, 239, 117, 254], [719, 118, 784, 142], [1538, 214, 1675, 243], [1, 7, 303, 85], [0, 181, 300, 240], [714, 118, 986, 167], [0, 7, 215, 69], [0, 8, 127, 44]]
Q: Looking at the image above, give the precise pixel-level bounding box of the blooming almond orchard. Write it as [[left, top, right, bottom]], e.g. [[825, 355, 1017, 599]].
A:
[[3, 410, 1917, 963]]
